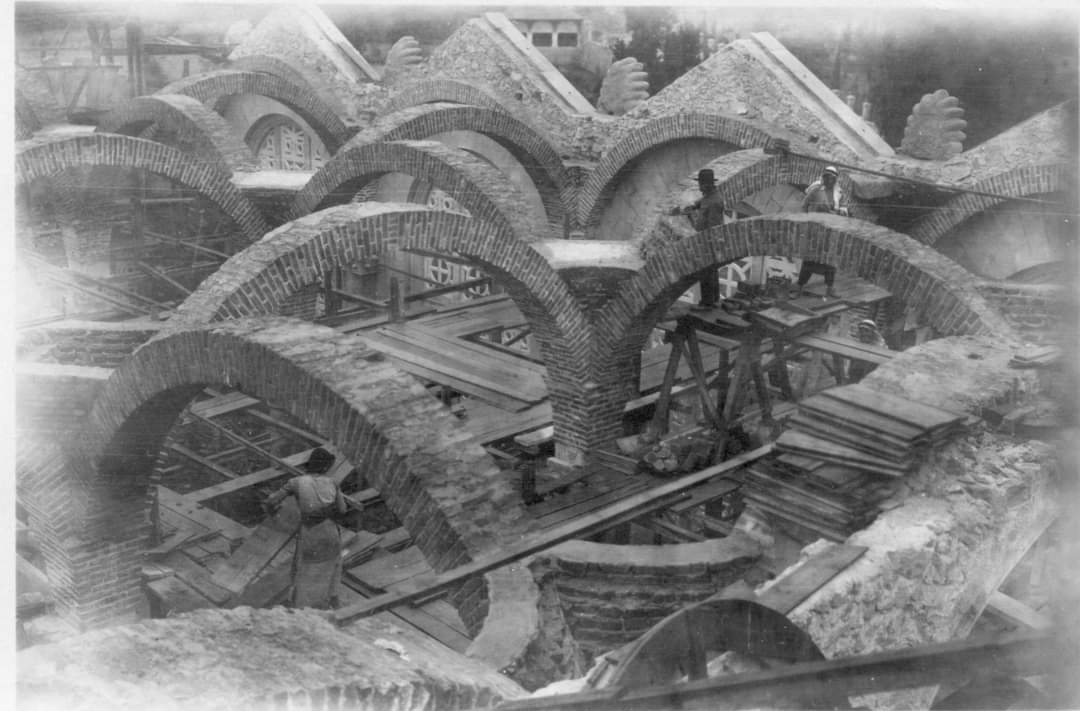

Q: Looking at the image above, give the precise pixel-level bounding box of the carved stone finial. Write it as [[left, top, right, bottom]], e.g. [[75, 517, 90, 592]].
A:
[[899, 89, 967, 160], [597, 57, 650, 116], [383, 36, 423, 84]]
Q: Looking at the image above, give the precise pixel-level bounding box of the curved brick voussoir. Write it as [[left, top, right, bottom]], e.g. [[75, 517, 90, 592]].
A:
[[15, 132, 270, 243], [352, 102, 570, 229], [290, 139, 556, 243], [159, 69, 353, 154], [580, 112, 784, 229], [907, 163, 1073, 245], [77, 318, 529, 623], [96, 94, 258, 172], [385, 77, 515, 115], [581, 214, 1019, 445]]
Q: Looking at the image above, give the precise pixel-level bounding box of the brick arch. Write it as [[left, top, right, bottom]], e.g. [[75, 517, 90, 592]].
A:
[[174, 203, 589, 365], [173, 203, 598, 454], [289, 139, 556, 242], [564, 213, 1018, 449], [580, 113, 782, 229], [385, 78, 513, 115], [159, 70, 353, 154], [634, 149, 859, 249], [350, 102, 570, 229], [95, 94, 258, 172], [906, 163, 1072, 245], [15, 133, 270, 242], [76, 317, 527, 631]]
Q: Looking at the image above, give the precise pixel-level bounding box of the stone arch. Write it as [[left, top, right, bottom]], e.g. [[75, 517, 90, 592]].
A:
[[74, 317, 527, 631], [95, 94, 258, 172], [580, 113, 782, 230], [351, 103, 570, 229], [15, 133, 270, 242], [907, 163, 1072, 245], [159, 70, 353, 154], [385, 78, 513, 115], [289, 140, 555, 242]]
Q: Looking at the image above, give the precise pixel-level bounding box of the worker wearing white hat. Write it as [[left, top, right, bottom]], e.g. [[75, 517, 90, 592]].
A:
[[796, 165, 850, 298]]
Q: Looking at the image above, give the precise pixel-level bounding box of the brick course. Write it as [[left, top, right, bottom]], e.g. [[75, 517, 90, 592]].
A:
[[16, 132, 270, 243], [351, 102, 570, 230], [159, 69, 355, 154], [579, 113, 783, 229], [96, 94, 259, 173]]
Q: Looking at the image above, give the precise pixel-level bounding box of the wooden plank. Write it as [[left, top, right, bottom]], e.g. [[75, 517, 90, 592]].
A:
[[754, 544, 868, 614], [535, 479, 653, 529], [822, 385, 964, 432], [146, 574, 216, 614], [183, 452, 309, 503], [338, 584, 472, 653], [347, 546, 431, 591], [986, 590, 1052, 631], [463, 401, 552, 446], [208, 502, 298, 595], [668, 478, 741, 514], [334, 444, 775, 624], [793, 334, 894, 365], [190, 391, 260, 419], [160, 550, 234, 605], [800, 396, 926, 442], [167, 442, 239, 481], [776, 431, 914, 476], [640, 515, 706, 542], [157, 486, 251, 543]]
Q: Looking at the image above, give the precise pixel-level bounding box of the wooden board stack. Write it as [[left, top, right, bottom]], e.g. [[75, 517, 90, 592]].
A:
[[744, 384, 965, 541], [1009, 345, 1062, 369], [738, 453, 897, 542], [776, 384, 965, 477]]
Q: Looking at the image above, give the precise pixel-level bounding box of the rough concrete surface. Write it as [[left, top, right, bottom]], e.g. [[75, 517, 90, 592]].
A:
[[17, 606, 526, 711]]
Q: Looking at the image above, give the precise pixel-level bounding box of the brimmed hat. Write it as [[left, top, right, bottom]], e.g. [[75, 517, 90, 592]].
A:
[[697, 168, 717, 184], [823, 166, 839, 177], [304, 447, 336, 473]]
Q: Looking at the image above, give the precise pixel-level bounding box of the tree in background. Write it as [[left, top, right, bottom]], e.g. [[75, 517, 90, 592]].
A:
[[612, 7, 700, 94]]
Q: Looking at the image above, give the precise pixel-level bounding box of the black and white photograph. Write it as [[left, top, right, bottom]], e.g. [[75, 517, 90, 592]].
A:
[[10, 1, 1080, 709]]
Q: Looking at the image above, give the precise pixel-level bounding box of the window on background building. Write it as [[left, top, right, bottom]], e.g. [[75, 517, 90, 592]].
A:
[[531, 21, 553, 47], [555, 22, 579, 47], [248, 115, 327, 171]]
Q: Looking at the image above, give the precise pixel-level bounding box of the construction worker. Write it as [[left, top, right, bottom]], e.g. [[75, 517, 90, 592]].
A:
[[848, 319, 888, 381], [670, 168, 727, 310], [797, 165, 849, 298], [264, 447, 348, 609]]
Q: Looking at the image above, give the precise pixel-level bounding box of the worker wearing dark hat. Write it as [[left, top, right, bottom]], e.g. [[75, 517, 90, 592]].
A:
[[670, 168, 728, 309], [797, 165, 849, 298], [848, 319, 889, 381], [264, 447, 348, 609]]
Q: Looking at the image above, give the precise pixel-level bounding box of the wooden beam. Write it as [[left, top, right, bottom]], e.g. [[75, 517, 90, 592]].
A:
[[334, 444, 773, 625], [134, 260, 192, 297], [330, 288, 387, 310], [493, 631, 1059, 711], [403, 277, 491, 303], [166, 442, 238, 481], [986, 590, 1052, 631], [144, 230, 229, 260]]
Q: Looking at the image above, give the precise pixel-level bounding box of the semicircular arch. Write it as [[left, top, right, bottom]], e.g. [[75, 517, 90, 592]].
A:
[[16, 132, 270, 242], [601, 212, 1016, 360], [159, 70, 353, 154], [76, 317, 526, 631], [580, 113, 783, 230], [351, 103, 570, 229], [906, 163, 1072, 246], [289, 140, 554, 242], [96, 94, 258, 172]]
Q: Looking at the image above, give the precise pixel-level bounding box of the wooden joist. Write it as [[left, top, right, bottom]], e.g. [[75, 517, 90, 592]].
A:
[[182, 449, 315, 503], [190, 390, 260, 419], [792, 333, 895, 365], [166, 442, 239, 481], [986, 590, 1052, 631]]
